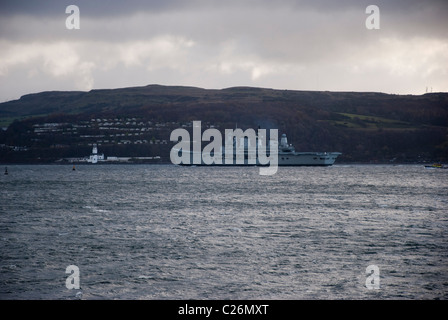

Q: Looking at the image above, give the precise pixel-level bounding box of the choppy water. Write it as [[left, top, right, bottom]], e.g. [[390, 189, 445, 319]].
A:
[[0, 164, 447, 300]]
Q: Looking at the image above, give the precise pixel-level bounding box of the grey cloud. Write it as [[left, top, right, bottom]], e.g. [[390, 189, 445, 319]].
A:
[[2, 0, 446, 41], [0, 0, 447, 102]]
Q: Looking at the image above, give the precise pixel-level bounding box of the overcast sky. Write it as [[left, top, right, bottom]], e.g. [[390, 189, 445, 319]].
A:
[[0, 0, 447, 102]]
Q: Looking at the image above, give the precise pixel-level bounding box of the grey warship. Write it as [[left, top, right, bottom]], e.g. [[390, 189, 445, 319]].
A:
[[277, 134, 341, 166], [176, 133, 341, 166]]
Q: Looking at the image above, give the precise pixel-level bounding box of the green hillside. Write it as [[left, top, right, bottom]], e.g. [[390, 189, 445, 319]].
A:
[[1, 85, 447, 164]]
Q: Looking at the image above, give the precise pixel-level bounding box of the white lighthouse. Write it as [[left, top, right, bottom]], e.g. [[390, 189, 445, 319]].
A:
[[88, 144, 104, 163]]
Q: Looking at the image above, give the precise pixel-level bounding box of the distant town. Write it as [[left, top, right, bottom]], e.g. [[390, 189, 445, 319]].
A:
[[32, 118, 173, 147], [0, 116, 218, 164]]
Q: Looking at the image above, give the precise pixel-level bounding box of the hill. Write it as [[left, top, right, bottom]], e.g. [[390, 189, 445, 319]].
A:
[[0, 84, 447, 164]]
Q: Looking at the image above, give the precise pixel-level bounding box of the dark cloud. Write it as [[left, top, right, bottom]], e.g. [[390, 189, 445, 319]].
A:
[[0, 0, 447, 102], [2, 0, 447, 41], [0, 0, 201, 17], [2, 0, 447, 17]]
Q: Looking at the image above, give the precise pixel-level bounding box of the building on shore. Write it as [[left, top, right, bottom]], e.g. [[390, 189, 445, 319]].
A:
[[87, 144, 104, 163], [59, 144, 161, 164]]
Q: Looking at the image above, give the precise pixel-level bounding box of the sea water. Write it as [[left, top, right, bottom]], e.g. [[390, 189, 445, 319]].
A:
[[0, 164, 447, 299]]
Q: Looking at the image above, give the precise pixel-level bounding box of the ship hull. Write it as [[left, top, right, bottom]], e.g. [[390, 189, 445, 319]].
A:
[[176, 151, 341, 166], [278, 152, 341, 166]]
